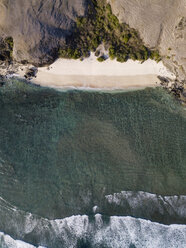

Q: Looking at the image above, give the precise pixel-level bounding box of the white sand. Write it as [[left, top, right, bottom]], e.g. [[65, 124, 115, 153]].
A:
[[32, 53, 175, 90]]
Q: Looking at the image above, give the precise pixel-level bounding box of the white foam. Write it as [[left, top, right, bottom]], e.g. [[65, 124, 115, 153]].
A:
[[0, 232, 45, 248], [0, 191, 186, 248], [1, 213, 186, 248], [105, 191, 186, 218], [93, 205, 99, 213]]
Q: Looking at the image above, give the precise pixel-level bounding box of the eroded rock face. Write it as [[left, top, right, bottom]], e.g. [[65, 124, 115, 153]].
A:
[[0, 0, 186, 83], [0, 0, 88, 65], [108, 0, 186, 81]]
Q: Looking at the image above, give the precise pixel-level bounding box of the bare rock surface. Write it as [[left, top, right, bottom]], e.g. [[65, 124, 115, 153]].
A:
[[0, 0, 186, 84], [0, 0, 88, 65], [108, 0, 186, 81]]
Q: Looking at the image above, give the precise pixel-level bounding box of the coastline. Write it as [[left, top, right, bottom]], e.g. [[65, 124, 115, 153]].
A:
[[28, 53, 175, 90], [32, 74, 159, 90]]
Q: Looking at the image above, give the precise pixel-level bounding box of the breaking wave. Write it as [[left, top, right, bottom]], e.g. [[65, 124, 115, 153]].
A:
[[0, 194, 186, 248], [104, 191, 186, 223], [0, 231, 45, 248], [0, 214, 186, 248]]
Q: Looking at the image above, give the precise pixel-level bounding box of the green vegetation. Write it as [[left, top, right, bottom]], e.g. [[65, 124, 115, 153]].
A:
[[150, 50, 161, 62], [97, 55, 106, 62], [0, 36, 14, 62], [5, 37, 14, 50], [59, 0, 161, 63], [59, 47, 81, 59]]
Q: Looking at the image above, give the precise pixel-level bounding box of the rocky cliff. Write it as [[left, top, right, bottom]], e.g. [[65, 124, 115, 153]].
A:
[[108, 0, 186, 82], [0, 0, 88, 65], [0, 0, 186, 83]]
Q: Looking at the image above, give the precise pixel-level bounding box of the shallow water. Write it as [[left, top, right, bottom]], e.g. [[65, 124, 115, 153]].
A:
[[0, 80, 186, 247]]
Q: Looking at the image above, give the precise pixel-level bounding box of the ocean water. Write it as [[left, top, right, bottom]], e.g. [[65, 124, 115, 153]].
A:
[[0, 79, 186, 247], [0, 214, 186, 248]]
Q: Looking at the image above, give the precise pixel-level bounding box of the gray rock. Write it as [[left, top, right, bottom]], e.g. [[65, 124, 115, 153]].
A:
[[0, 0, 89, 65], [1, 0, 186, 81], [108, 0, 186, 80]]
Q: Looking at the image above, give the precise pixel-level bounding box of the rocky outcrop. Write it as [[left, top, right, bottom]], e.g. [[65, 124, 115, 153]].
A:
[[0, 0, 186, 87], [108, 0, 186, 83], [0, 0, 89, 65]]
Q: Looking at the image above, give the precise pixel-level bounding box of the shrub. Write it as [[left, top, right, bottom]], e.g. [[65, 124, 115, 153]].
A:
[[129, 53, 137, 61], [0, 36, 14, 61], [5, 37, 14, 50], [122, 34, 130, 44], [109, 46, 115, 57], [59, 48, 81, 59], [97, 56, 106, 62], [58, 0, 161, 63], [116, 55, 128, 62], [76, 17, 87, 28], [150, 50, 161, 62], [72, 49, 81, 59], [136, 52, 144, 61], [106, 4, 112, 13]]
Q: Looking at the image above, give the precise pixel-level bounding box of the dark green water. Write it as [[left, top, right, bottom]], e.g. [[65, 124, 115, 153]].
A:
[[0, 80, 186, 220]]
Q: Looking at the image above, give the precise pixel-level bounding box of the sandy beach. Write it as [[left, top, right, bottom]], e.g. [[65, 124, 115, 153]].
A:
[[31, 53, 175, 90]]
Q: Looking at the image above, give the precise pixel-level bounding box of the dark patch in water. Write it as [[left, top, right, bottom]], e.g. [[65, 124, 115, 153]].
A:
[[0, 80, 185, 223]]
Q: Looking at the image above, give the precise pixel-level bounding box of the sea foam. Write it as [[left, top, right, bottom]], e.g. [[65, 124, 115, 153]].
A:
[[0, 213, 186, 248]]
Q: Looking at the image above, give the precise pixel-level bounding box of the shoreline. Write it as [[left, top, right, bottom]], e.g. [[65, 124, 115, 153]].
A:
[[2, 53, 176, 91], [31, 74, 159, 91], [29, 53, 175, 90]]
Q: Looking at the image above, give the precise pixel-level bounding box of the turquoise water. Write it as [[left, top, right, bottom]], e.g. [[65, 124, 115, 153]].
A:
[[0, 80, 186, 248], [0, 80, 186, 247]]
